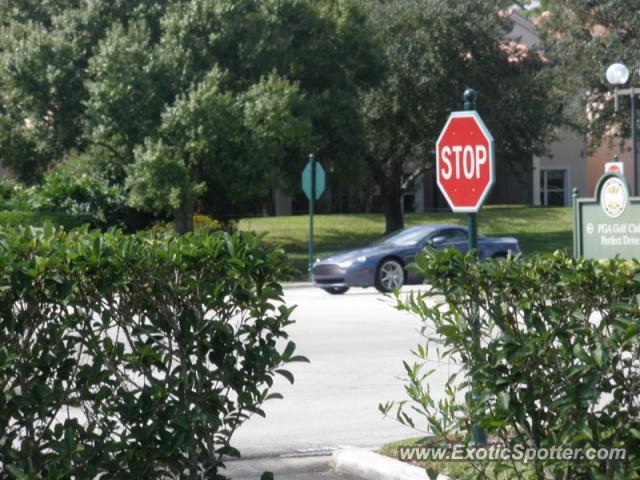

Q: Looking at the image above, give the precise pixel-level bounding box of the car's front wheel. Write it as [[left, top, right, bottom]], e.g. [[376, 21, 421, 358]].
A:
[[322, 287, 350, 295], [375, 258, 405, 293]]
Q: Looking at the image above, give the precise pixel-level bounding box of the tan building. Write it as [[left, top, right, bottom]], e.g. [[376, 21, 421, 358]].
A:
[[513, 10, 634, 202], [587, 139, 635, 196], [508, 11, 589, 207]]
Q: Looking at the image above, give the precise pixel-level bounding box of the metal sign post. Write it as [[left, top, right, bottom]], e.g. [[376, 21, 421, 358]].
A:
[[301, 154, 326, 280], [309, 155, 315, 281], [465, 90, 486, 446], [464, 90, 480, 253], [436, 88, 495, 446]]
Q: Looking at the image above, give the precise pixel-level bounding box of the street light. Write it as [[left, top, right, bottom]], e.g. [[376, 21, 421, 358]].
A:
[[606, 62, 638, 196]]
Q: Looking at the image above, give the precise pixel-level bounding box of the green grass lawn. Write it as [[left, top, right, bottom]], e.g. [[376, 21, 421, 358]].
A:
[[238, 205, 573, 279]]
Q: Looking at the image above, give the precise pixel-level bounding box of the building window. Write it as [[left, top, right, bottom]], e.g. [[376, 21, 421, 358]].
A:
[[539, 168, 568, 206]]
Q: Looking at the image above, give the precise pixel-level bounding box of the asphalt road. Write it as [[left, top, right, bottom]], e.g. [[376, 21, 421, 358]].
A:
[[231, 284, 454, 459]]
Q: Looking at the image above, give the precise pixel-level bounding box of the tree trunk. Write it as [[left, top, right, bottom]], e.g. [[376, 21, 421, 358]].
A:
[[382, 185, 404, 234], [173, 197, 194, 234]]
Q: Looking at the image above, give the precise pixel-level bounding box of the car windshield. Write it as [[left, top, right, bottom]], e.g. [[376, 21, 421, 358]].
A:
[[374, 227, 434, 246]]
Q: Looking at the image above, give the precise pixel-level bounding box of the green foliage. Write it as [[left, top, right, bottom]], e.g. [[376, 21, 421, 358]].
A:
[[388, 249, 640, 479], [127, 66, 311, 221], [0, 0, 375, 225], [0, 177, 17, 210], [84, 20, 170, 159], [33, 166, 129, 230], [0, 210, 83, 229], [127, 139, 205, 215], [0, 225, 305, 478], [150, 214, 230, 234], [536, 1, 640, 146], [1, 154, 144, 230], [0, 11, 91, 181], [360, 0, 561, 232]]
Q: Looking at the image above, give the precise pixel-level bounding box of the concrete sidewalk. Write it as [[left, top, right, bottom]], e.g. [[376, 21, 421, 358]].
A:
[[222, 449, 438, 480], [222, 454, 359, 480]]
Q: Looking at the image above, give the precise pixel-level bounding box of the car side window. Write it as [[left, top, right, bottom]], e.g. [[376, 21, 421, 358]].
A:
[[438, 229, 467, 243]]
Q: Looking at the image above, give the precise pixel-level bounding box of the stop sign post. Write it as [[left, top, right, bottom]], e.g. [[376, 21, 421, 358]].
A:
[[436, 89, 492, 447]]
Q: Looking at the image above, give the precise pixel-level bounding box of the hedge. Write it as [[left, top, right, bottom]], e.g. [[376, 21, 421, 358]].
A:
[[0, 211, 84, 230], [387, 250, 640, 479], [0, 225, 304, 478]]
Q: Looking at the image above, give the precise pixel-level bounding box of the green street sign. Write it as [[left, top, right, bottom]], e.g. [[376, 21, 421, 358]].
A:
[[302, 159, 325, 200], [574, 173, 640, 260], [302, 154, 326, 280]]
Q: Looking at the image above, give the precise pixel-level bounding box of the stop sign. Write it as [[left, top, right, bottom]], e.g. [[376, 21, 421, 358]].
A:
[[436, 111, 495, 212]]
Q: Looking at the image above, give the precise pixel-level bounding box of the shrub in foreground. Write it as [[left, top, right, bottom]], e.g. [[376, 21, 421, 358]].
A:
[[385, 250, 640, 479], [0, 225, 304, 478]]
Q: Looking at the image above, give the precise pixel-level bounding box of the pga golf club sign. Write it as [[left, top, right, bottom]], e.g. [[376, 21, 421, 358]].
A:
[[436, 111, 495, 212], [574, 173, 640, 260]]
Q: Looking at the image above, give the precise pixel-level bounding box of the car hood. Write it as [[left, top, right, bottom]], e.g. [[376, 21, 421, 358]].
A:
[[318, 244, 401, 263]]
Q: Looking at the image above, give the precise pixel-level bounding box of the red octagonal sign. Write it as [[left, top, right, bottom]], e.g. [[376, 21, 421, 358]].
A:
[[436, 111, 495, 212]]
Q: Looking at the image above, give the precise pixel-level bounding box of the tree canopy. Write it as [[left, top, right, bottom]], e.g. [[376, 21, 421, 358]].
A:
[[535, 0, 640, 146], [0, 0, 563, 232], [0, 0, 378, 228], [360, 0, 560, 232]]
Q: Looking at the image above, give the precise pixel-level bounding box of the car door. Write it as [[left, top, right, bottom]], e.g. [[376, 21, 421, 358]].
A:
[[402, 233, 434, 283], [431, 228, 469, 254], [407, 229, 468, 283]]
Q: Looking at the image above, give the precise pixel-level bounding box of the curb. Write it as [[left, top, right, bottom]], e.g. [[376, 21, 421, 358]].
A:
[[332, 448, 450, 480], [223, 453, 333, 479], [282, 282, 313, 289]]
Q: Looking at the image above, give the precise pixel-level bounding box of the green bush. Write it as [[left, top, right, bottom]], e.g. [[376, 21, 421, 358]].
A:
[[2, 153, 150, 231], [0, 210, 84, 229], [0, 177, 33, 211], [0, 177, 14, 210], [0, 225, 304, 478], [150, 214, 233, 234], [387, 250, 640, 479], [30, 167, 130, 229]]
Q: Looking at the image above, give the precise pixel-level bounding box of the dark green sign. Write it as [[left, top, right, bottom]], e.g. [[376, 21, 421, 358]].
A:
[[301, 159, 325, 201], [574, 173, 640, 260], [301, 154, 326, 279]]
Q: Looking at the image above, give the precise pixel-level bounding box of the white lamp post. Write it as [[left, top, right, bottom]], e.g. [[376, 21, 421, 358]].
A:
[[606, 62, 638, 195]]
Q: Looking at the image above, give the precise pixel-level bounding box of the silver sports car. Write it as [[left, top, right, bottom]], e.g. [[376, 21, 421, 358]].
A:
[[311, 224, 520, 294]]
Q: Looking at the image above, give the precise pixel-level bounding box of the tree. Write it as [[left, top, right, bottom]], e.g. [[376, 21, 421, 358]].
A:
[[359, 0, 560, 233], [127, 69, 310, 232], [534, 0, 640, 146], [0, 18, 86, 181], [84, 21, 170, 169], [0, 0, 378, 229]]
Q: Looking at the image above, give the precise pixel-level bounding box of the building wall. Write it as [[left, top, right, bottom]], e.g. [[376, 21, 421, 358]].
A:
[[533, 128, 588, 206], [507, 10, 540, 47], [587, 138, 635, 196], [510, 12, 588, 207]]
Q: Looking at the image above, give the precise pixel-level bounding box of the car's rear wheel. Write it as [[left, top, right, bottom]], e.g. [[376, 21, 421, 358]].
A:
[[322, 287, 350, 295], [375, 258, 405, 293]]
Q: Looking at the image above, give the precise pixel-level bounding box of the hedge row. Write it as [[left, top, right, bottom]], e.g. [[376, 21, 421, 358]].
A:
[[391, 250, 640, 479], [0, 211, 84, 230], [0, 225, 303, 479]]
